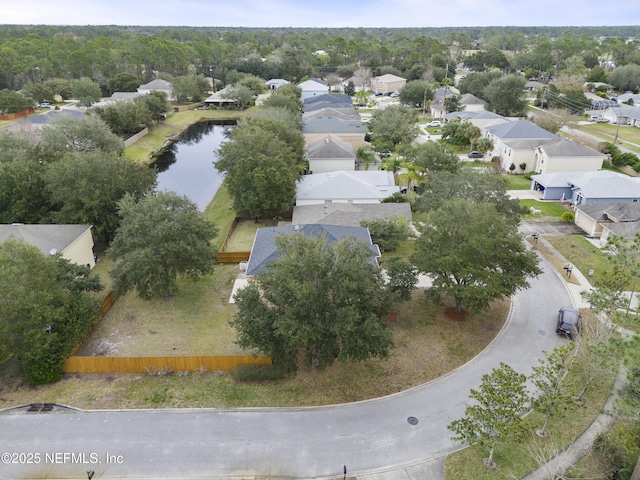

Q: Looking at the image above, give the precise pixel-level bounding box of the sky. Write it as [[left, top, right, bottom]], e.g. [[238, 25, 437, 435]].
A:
[[0, 0, 639, 28]]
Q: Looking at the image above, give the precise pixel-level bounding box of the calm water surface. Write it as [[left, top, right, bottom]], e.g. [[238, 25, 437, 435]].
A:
[[152, 121, 232, 211]]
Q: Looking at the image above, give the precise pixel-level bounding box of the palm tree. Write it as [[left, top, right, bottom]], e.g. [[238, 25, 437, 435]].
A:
[[356, 145, 377, 171]]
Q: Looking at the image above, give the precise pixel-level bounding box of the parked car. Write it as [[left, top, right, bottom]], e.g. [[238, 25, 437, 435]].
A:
[[467, 151, 484, 159], [38, 102, 52, 108], [556, 307, 581, 340], [426, 120, 442, 127], [390, 91, 400, 98]]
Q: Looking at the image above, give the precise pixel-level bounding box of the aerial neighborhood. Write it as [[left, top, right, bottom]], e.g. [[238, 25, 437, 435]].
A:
[[1, 23, 640, 480]]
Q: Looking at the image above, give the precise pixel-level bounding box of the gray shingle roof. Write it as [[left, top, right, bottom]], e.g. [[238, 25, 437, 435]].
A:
[[538, 137, 604, 157], [577, 202, 640, 238], [486, 119, 557, 140], [304, 93, 352, 105], [245, 224, 380, 276], [307, 137, 355, 160], [296, 171, 399, 202], [0, 224, 92, 257], [292, 203, 412, 227], [302, 116, 365, 134]]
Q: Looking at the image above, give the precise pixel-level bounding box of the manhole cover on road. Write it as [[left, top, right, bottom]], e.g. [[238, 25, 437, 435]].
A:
[[538, 329, 547, 336], [407, 416, 419, 425]]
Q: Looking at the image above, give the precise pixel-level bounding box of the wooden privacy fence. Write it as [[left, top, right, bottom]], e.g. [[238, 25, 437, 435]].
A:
[[62, 354, 271, 374], [217, 251, 250, 263]]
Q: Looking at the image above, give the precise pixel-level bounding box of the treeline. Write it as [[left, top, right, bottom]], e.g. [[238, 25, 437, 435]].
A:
[[1, 24, 640, 94]]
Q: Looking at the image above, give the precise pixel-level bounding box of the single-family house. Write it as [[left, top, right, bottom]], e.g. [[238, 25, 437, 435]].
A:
[[245, 223, 381, 276], [530, 137, 605, 174], [575, 202, 640, 243], [615, 92, 640, 107], [484, 119, 557, 172], [307, 137, 356, 174], [204, 86, 240, 108], [265, 79, 290, 90], [138, 79, 174, 101], [430, 86, 460, 118], [524, 81, 545, 92], [304, 93, 352, 107], [302, 116, 367, 150], [444, 110, 509, 131], [298, 79, 329, 102], [458, 93, 486, 112], [530, 170, 640, 205], [292, 202, 412, 227], [600, 106, 640, 127], [371, 74, 406, 95], [296, 170, 399, 206], [0, 224, 96, 268]]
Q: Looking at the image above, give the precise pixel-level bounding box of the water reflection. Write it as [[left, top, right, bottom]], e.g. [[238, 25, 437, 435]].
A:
[[152, 120, 233, 211]]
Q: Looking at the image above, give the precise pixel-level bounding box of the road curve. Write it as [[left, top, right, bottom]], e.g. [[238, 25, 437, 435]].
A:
[[0, 251, 571, 480]]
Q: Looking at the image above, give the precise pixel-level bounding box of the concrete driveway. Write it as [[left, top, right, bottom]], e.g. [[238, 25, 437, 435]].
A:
[[0, 251, 571, 480]]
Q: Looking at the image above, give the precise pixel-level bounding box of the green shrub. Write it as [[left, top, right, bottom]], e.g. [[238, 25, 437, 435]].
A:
[[361, 215, 412, 252], [232, 364, 288, 382], [560, 211, 575, 223]]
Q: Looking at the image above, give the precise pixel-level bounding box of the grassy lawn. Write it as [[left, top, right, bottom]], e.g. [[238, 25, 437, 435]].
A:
[[0, 293, 510, 410], [224, 218, 279, 251], [544, 234, 620, 288], [502, 174, 532, 190], [575, 123, 640, 155], [519, 199, 568, 221], [203, 184, 236, 252]]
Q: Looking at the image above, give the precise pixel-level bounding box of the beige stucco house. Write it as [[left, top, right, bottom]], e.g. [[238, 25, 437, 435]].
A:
[[531, 137, 606, 174], [0, 224, 96, 268], [371, 74, 406, 95], [575, 203, 640, 244]]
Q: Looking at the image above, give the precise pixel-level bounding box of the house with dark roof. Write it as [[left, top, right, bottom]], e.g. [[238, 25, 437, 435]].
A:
[[307, 137, 356, 173], [530, 170, 640, 205], [304, 94, 352, 106], [575, 202, 640, 243], [302, 107, 360, 122], [430, 86, 460, 118], [296, 170, 399, 206], [245, 224, 381, 276], [0, 224, 96, 268]]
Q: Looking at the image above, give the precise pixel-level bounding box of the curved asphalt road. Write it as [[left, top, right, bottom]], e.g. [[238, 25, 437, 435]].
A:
[[0, 251, 571, 480]]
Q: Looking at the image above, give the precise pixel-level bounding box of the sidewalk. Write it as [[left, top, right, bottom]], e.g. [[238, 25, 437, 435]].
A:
[[521, 233, 634, 480]]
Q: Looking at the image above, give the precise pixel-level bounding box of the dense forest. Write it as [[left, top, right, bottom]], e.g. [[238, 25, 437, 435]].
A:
[[1, 24, 640, 94]]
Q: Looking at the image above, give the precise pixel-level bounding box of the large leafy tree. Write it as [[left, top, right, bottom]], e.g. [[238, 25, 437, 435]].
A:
[[232, 234, 394, 372], [0, 240, 102, 384], [403, 141, 461, 174], [40, 114, 125, 159], [71, 77, 102, 107], [483, 75, 528, 117], [448, 363, 529, 468], [412, 199, 540, 314], [216, 124, 301, 220], [44, 150, 157, 242], [399, 80, 433, 109], [414, 169, 526, 222], [368, 104, 419, 152], [108, 192, 218, 300]]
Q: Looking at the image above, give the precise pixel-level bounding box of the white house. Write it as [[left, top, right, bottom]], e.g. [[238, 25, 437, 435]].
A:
[[137, 79, 174, 101], [298, 79, 329, 102], [531, 137, 605, 174], [296, 171, 399, 206]]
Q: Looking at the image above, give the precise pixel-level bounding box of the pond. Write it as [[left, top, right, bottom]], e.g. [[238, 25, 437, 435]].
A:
[[152, 120, 233, 211]]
